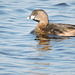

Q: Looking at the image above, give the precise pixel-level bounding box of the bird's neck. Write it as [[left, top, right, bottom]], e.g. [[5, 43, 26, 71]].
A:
[[37, 21, 49, 31]]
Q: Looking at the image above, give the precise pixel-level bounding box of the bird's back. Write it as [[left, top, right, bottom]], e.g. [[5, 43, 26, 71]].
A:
[[47, 23, 75, 36]]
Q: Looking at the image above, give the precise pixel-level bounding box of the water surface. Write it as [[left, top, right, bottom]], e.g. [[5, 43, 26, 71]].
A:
[[0, 0, 75, 75]]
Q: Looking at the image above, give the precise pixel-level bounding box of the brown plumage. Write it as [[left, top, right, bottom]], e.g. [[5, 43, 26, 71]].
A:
[[27, 9, 75, 36]]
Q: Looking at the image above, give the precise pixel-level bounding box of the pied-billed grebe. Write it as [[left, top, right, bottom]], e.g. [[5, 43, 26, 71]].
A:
[[27, 9, 75, 36]]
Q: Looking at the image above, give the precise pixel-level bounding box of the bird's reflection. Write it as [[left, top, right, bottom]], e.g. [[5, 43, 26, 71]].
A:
[[36, 38, 52, 51], [35, 35, 69, 52]]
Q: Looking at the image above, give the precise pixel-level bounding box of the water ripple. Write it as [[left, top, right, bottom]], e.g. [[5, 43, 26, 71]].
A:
[[15, 9, 26, 13], [0, 31, 19, 35], [0, 10, 8, 15], [26, 57, 47, 60], [0, 5, 6, 8], [54, 3, 70, 6]]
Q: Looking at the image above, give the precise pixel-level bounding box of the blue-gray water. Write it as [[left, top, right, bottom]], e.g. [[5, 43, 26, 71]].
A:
[[0, 0, 75, 75]]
